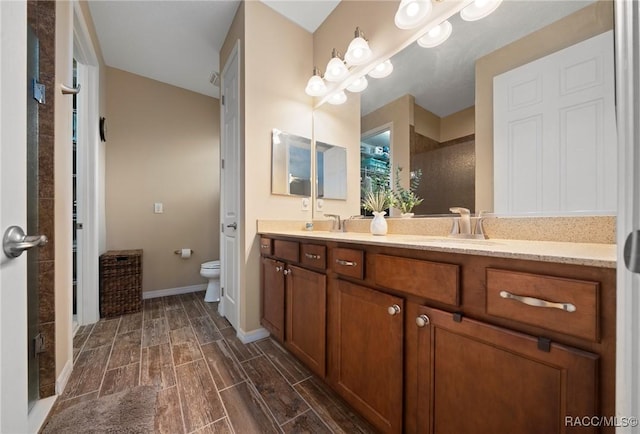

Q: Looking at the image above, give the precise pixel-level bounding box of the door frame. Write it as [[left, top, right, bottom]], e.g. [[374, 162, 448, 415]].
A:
[[219, 40, 242, 330], [0, 1, 29, 432], [614, 0, 640, 423], [72, 0, 100, 327]]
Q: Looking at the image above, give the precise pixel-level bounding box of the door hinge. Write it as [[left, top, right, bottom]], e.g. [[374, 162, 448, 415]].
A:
[[537, 337, 551, 352], [75, 222, 84, 230], [32, 79, 45, 104], [221, 223, 224, 232], [221, 95, 225, 106], [221, 158, 225, 169], [221, 287, 224, 297], [34, 333, 46, 355]]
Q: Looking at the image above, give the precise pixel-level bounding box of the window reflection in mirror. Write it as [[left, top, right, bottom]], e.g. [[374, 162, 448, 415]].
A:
[[271, 129, 311, 197], [360, 129, 391, 215], [316, 141, 347, 200]]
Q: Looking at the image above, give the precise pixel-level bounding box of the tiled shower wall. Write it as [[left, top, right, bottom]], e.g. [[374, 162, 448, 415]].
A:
[[27, 0, 56, 399]]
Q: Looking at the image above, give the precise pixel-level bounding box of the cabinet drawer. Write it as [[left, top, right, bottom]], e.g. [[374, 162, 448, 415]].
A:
[[273, 240, 299, 263], [300, 244, 326, 270], [332, 248, 364, 280], [486, 268, 599, 342], [373, 254, 459, 306], [260, 237, 272, 256]]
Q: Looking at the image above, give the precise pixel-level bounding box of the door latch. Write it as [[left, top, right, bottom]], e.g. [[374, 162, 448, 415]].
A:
[[32, 79, 45, 104]]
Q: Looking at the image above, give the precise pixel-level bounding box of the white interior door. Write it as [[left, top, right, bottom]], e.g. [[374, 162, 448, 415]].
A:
[[219, 41, 241, 330], [615, 0, 640, 427], [494, 31, 616, 214], [0, 2, 29, 431]]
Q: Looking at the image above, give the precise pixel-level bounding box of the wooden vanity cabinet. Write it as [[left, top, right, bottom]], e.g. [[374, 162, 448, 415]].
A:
[[409, 304, 598, 434], [328, 279, 404, 434], [261, 257, 285, 342], [260, 238, 327, 377]]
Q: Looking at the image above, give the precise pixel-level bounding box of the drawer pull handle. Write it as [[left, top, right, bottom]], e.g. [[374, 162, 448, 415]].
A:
[[336, 259, 357, 267], [260, 245, 269, 249], [416, 315, 430, 327], [275, 266, 283, 272], [388, 304, 401, 316], [305, 253, 321, 260], [499, 290, 576, 313], [283, 269, 291, 276]]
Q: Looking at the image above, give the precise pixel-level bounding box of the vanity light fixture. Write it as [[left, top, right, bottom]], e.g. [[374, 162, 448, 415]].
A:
[[324, 49, 349, 82], [305, 67, 327, 97], [345, 27, 372, 66], [327, 90, 347, 105], [460, 0, 503, 21], [417, 20, 453, 48], [368, 59, 394, 79], [346, 75, 369, 93], [394, 0, 432, 30]]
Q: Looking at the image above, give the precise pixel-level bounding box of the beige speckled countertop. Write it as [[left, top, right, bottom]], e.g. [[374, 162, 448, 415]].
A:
[[257, 229, 617, 269]]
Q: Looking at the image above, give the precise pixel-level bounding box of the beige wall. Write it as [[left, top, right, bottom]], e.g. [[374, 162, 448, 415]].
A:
[[105, 68, 220, 293], [54, 0, 73, 382], [221, 2, 314, 333], [475, 0, 614, 211], [441, 106, 475, 142], [414, 103, 440, 140]]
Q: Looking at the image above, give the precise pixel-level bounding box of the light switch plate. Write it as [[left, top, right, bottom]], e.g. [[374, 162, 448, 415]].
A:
[[154, 202, 164, 214], [316, 199, 324, 210], [301, 197, 310, 211]]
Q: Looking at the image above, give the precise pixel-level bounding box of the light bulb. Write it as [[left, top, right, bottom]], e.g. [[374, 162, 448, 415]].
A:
[[417, 21, 452, 48], [460, 0, 502, 21], [395, 0, 432, 30], [368, 59, 394, 79], [325, 50, 348, 82], [345, 28, 372, 66], [328, 91, 347, 105]]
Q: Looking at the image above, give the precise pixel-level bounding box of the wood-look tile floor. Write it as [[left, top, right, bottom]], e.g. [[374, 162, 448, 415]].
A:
[[49, 292, 375, 433]]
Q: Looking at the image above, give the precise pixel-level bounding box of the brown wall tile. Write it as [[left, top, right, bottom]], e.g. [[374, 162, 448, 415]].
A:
[[38, 260, 55, 323]]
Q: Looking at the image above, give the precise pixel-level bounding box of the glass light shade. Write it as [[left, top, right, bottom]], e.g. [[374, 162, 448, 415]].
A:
[[417, 21, 453, 48], [305, 75, 327, 97], [328, 90, 347, 105], [368, 59, 394, 79], [394, 0, 432, 29], [325, 57, 349, 82], [346, 76, 368, 93], [460, 0, 503, 21], [345, 37, 372, 66]]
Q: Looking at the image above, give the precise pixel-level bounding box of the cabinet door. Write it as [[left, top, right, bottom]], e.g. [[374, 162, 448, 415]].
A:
[[285, 265, 326, 377], [413, 306, 598, 434], [261, 257, 285, 342], [329, 280, 403, 433]]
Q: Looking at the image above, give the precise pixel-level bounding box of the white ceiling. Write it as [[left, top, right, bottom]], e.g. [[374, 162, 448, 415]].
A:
[[87, 0, 340, 98], [88, 0, 596, 114]]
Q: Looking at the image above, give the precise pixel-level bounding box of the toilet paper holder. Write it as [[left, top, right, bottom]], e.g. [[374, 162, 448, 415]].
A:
[[174, 249, 194, 255]]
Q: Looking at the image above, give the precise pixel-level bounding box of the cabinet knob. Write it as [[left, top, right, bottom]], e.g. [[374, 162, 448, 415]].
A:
[[416, 314, 430, 327], [275, 266, 283, 272], [387, 304, 401, 316], [283, 269, 291, 276]]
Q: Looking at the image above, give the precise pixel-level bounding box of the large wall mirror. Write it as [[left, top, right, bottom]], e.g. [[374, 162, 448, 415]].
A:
[[271, 129, 312, 197], [357, 0, 613, 216]]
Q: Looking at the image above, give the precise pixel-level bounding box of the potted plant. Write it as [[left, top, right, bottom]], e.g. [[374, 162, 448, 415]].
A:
[[361, 174, 394, 235], [393, 166, 423, 217]]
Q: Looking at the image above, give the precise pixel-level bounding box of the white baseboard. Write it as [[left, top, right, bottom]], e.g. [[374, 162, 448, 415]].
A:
[[55, 358, 73, 396], [236, 326, 270, 344], [28, 395, 57, 434], [142, 284, 207, 300]]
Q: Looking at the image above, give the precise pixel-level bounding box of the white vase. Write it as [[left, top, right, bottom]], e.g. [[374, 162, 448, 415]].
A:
[[370, 211, 388, 235], [400, 212, 414, 218]]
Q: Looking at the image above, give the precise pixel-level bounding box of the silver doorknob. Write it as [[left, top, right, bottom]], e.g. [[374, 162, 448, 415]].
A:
[[3, 226, 48, 258], [226, 222, 237, 230], [416, 314, 430, 327], [275, 266, 283, 272], [283, 269, 291, 276], [387, 304, 401, 316]]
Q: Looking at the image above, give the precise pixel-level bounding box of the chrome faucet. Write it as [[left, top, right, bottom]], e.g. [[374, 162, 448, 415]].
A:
[[474, 210, 488, 239], [324, 214, 342, 232]]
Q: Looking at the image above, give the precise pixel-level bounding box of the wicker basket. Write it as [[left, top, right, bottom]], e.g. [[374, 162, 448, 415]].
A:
[[99, 250, 143, 317]]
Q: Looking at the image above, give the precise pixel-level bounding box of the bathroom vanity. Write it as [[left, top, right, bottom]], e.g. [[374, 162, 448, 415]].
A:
[[258, 229, 616, 434]]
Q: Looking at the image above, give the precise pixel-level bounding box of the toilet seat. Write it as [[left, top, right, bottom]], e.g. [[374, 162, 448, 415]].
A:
[[201, 260, 220, 270]]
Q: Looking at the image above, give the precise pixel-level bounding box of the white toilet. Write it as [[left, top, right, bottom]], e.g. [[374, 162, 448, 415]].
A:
[[200, 260, 221, 302]]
